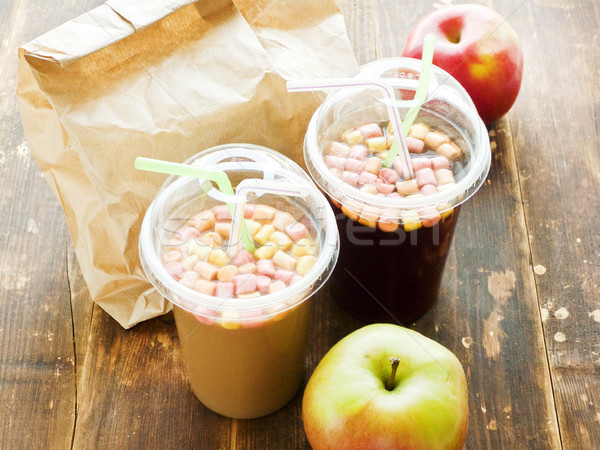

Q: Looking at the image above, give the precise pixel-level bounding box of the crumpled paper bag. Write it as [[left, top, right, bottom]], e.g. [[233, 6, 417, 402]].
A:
[[17, 0, 357, 328]]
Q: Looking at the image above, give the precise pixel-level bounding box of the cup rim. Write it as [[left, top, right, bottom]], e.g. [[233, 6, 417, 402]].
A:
[[139, 144, 339, 319], [303, 58, 491, 214]]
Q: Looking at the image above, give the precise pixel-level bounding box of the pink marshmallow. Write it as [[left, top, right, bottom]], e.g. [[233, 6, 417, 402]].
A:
[[325, 155, 347, 171], [285, 222, 310, 241], [358, 171, 378, 185], [232, 249, 254, 267], [256, 275, 272, 294], [256, 259, 276, 278], [431, 155, 451, 171], [415, 168, 438, 188], [290, 275, 302, 285], [357, 122, 383, 139], [329, 141, 350, 157], [212, 204, 232, 221], [243, 204, 256, 219], [411, 157, 432, 171], [349, 145, 368, 160], [233, 273, 257, 295], [274, 269, 295, 285], [419, 207, 441, 228], [379, 167, 401, 184], [340, 171, 359, 187], [177, 226, 200, 241], [420, 184, 438, 196], [345, 157, 365, 172], [164, 261, 183, 280], [215, 281, 235, 298], [407, 136, 425, 153], [376, 180, 396, 194]]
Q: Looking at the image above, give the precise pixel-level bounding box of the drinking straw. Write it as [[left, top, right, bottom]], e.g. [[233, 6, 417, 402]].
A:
[[383, 33, 436, 169], [287, 78, 414, 180], [134, 156, 255, 252], [227, 178, 311, 256]]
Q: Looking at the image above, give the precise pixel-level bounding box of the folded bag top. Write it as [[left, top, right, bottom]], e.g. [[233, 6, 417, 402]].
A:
[[17, 0, 358, 328]]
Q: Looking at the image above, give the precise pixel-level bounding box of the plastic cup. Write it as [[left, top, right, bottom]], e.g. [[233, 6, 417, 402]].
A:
[[303, 57, 491, 324], [139, 144, 339, 419]]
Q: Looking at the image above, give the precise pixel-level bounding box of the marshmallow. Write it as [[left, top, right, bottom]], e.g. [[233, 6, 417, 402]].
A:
[[435, 168, 455, 185], [325, 154, 347, 171], [272, 212, 296, 231], [407, 136, 425, 153], [342, 128, 364, 145], [256, 259, 276, 278], [424, 131, 449, 150], [329, 141, 351, 157], [357, 122, 383, 139], [436, 142, 463, 161], [215, 281, 235, 298], [364, 157, 382, 174], [409, 123, 430, 140], [415, 168, 438, 188], [411, 157, 432, 171], [273, 250, 297, 271], [212, 204, 232, 221], [431, 155, 451, 171], [349, 145, 368, 160], [231, 249, 254, 266], [358, 171, 378, 185], [233, 273, 257, 295], [285, 222, 309, 241], [194, 261, 218, 280], [252, 205, 277, 222], [395, 179, 419, 196], [217, 265, 239, 282], [189, 210, 215, 232], [379, 167, 401, 184], [345, 157, 365, 172]]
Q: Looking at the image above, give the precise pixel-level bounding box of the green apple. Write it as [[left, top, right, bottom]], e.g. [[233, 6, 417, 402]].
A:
[[302, 324, 469, 449]]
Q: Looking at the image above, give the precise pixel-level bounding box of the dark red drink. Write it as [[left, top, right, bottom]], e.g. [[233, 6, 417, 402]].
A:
[[330, 203, 461, 324]]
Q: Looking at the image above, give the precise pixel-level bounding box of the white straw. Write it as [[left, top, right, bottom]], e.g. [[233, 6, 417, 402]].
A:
[[287, 78, 414, 179], [227, 179, 311, 256]]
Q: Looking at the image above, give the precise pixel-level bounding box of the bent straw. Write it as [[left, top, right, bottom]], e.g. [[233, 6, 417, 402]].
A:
[[384, 33, 436, 169], [227, 179, 311, 256], [135, 156, 255, 252], [287, 78, 413, 180]]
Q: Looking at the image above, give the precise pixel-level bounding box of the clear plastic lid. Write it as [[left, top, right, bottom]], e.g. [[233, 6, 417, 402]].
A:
[[304, 57, 491, 222], [139, 144, 339, 322]]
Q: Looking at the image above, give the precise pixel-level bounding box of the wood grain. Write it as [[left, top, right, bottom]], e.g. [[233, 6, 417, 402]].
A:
[[508, 0, 600, 447], [0, 0, 77, 448]]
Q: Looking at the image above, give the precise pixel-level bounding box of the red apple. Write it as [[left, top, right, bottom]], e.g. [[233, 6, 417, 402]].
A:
[[302, 324, 469, 449], [402, 4, 523, 124]]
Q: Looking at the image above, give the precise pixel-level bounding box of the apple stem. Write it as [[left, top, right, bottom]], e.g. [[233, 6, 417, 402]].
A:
[[386, 357, 400, 391]]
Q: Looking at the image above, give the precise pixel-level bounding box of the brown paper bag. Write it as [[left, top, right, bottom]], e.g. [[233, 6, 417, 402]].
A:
[[17, 0, 357, 328]]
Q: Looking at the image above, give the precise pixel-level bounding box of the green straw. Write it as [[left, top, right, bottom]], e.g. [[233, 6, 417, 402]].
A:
[[384, 33, 436, 169], [135, 156, 255, 252]]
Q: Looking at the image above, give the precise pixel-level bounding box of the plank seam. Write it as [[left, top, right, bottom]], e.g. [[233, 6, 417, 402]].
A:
[[507, 112, 564, 450]]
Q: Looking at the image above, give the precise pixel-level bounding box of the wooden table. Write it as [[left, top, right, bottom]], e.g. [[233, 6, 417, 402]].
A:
[[2, 0, 599, 448]]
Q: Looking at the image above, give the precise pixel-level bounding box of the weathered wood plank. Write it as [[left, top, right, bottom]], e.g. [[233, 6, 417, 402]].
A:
[[0, 0, 79, 447], [72, 308, 234, 449], [374, 1, 561, 447], [508, 0, 600, 447]]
